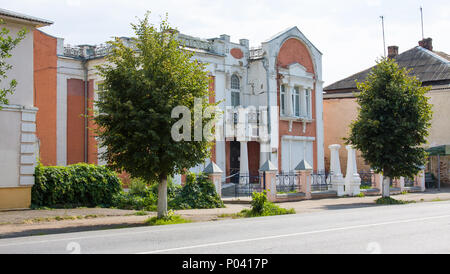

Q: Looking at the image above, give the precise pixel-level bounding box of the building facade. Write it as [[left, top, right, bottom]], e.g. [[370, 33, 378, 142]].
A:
[[0, 9, 52, 209], [36, 26, 325, 185], [323, 39, 450, 185]]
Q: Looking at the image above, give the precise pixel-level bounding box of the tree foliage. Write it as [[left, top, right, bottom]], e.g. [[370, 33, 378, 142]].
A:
[[94, 13, 216, 217], [0, 19, 27, 107], [346, 58, 432, 180]]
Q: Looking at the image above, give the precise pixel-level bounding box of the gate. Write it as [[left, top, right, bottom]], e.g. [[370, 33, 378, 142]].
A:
[[222, 173, 264, 198]]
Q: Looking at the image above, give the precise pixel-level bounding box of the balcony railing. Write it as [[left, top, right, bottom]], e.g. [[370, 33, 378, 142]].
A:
[[249, 47, 264, 59]]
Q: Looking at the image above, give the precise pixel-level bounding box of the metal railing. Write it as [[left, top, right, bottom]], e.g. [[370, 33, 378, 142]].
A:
[[239, 173, 262, 185], [311, 172, 331, 192], [359, 170, 375, 189], [249, 47, 264, 59], [276, 172, 300, 193], [232, 183, 264, 198], [222, 172, 263, 198], [404, 177, 415, 187]]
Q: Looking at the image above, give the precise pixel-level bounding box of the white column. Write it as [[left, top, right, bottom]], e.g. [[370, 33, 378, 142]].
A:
[[260, 142, 269, 168], [399, 177, 405, 191], [306, 88, 312, 118], [328, 144, 345, 196], [239, 141, 249, 184], [419, 170, 426, 192], [286, 85, 293, 116], [300, 86, 307, 117], [345, 145, 361, 196]]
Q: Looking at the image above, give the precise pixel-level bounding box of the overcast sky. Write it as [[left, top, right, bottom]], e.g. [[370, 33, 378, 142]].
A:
[[2, 0, 449, 85]]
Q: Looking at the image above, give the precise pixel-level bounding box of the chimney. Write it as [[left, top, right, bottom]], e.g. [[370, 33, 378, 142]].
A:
[[387, 46, 399, 59], [419, 38, 433, 51], [239, 39, 249, 48], [220, 34, 230, 42]]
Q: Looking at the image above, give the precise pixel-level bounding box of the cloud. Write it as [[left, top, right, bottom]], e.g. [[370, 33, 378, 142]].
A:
[[1, 0, 448, 84], [366, 0, 382, 7], [66, 0, 81, 7]]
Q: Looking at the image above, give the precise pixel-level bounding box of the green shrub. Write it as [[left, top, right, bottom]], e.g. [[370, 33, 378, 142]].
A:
[[145, 210, 191, 226], [241, 191, 295, 217], [111, 191, 157, 211], [128, 178, 149, 196], [113, 172, 224, 211], [169, 173, 224, 210], [32, 163, 122, 208], [111, 176, 180, 211], [250, 191, 267, 214], [375, 197, 415, 205]]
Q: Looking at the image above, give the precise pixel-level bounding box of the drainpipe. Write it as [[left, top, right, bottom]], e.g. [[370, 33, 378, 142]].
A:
[[82, 59, 88, 163]]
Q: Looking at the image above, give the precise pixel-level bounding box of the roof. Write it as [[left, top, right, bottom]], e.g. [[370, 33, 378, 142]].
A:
[[203, 161, 223, 174], [295, 160, 313, 171], [325, 46, 450, 92], [259, 160, 277, 172], [426, 145, 450, 156], [0, 8, 53, 27], [263, 26, 322, 55]]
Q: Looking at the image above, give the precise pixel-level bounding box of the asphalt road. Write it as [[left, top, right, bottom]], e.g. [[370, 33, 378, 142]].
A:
[[1, 201, 450, 254]]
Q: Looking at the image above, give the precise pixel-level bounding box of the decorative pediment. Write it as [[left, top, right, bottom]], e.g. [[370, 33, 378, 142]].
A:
[[288, 62, 308, 77], [279, 62, 314, 88]]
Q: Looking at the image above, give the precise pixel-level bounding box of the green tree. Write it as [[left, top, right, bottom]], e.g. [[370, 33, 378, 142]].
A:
[[0, 19, 27, 108], [346, 58, 432, 197], [94, 13, 216, 218]]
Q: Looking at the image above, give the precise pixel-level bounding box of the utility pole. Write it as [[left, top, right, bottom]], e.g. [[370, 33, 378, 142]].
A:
[[380, 16, 386, 57], [420, 6, 425, 39]]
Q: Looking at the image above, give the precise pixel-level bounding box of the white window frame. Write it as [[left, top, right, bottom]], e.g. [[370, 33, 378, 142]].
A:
[[231, 74, 240, 107]]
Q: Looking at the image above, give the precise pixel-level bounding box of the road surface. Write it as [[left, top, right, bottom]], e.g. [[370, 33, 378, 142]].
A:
[[1, 201, 450, 254]]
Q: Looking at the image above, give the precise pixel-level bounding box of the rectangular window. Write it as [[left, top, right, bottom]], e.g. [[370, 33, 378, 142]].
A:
[[280, 85, 286, 115], [294, 87, 300, 117], [231, 91, 240, 107]]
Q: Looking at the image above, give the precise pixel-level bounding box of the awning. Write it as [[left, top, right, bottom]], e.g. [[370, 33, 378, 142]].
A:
[[426, 145, 450, 156]]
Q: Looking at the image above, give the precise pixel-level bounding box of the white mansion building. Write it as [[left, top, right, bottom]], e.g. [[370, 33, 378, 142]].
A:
[[51, 26, 325, 184]]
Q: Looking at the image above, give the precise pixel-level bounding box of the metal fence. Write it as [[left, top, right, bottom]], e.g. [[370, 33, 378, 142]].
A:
[[276, 172, 299, 193], [223, 173, 263, 198], [404, 177, 415, 187], [232, 183, 264, 198], [239, 173, 262, 185], [311, 171, 332, 192], [359, 170, 375, 189]]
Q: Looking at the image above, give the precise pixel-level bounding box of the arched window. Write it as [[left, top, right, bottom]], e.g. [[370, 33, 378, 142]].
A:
[[231, 74, 240, 106]]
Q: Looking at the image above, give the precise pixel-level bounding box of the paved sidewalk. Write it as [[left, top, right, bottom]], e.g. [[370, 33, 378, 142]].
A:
[[1, 188, 449, 238]]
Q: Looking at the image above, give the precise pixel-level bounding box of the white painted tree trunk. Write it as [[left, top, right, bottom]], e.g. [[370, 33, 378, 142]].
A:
[[382, 176, 390, 197], [157, 176, 168, 218]]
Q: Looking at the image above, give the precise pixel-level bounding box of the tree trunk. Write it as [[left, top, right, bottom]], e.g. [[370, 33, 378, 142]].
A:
[[382, 176, 390, 197], [157, 174, 168, 219]]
